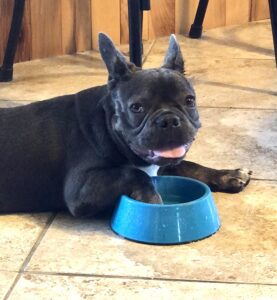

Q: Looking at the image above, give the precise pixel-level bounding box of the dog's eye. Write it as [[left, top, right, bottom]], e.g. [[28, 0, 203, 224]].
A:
[[130, 103, 144, 113], [185, 96, 195, 107]]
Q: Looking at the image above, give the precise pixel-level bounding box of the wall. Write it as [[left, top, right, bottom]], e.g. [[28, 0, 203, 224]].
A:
[[0, 0, 92, 62], [0, 0, 270, 63]]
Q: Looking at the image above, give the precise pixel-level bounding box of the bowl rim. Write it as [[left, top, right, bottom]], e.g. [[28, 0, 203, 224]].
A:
[[120, 176, 211, 208]]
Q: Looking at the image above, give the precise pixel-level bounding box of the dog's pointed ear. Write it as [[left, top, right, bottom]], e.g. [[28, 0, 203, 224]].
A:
[[162, 34, 185, 74], [99, 33, 132, 84]]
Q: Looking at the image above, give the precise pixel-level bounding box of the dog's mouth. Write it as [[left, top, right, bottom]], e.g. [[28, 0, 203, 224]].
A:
[[152, 145, 188, 158], [131, 142, 192, 164]]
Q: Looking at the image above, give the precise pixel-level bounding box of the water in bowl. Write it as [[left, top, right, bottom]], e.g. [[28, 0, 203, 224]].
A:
[[161, 194, 191, 205], [153, 176, 207, 205]]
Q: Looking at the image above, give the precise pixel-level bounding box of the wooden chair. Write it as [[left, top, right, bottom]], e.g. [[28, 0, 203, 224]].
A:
[[129, 0, 277, 68], [0, 0, 150, 82], [128, 0, 277, 68], [1, 0, 276, 82], [189, 0, 277, 67], [0, 0, 25, 82], [268, 0, 277, 66]]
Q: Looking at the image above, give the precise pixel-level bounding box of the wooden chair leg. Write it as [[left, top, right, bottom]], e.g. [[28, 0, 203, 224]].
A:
[[268, 0, 277, 67], [0, 0, 25, 82], [189, 0, 209, 39], [128, 0, 143, 67], [127, 0, 150, 67]]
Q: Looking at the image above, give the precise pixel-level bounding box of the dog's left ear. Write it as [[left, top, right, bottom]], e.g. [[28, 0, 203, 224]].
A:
[[162, 34, 185, 74], [99, 33, 134, 85]]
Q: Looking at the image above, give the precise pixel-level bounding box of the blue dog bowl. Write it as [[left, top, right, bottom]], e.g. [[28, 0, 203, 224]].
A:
[[111, 176, 220, 244]]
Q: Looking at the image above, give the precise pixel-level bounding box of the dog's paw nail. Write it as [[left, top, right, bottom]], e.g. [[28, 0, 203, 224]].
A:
[[237, 168, 252, 181], [239, 168, 250, 174]]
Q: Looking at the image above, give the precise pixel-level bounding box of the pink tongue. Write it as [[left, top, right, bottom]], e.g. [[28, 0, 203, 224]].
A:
[[153, 146, 186, 158]]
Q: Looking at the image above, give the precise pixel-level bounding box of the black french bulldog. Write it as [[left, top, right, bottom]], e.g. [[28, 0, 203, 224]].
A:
[[0, 33, 251, 216]]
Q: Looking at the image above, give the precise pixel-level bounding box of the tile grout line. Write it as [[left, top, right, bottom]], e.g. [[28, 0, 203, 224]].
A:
[[197, 106, 277, 111], [144, 55, 275, 63], [3, 213, 56, 300], [22, 270, 277, 287], [186, 57, 276, 61], [142, 40, 157, 66], [1, 102, 277, 111], [252, 178, 277, 182]]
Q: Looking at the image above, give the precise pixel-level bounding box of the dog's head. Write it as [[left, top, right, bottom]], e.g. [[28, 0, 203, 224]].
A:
[[99, 33, 201, 166]]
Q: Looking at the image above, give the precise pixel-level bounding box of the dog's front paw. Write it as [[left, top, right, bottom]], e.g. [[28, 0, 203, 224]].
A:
[[130, 190, 163, 204], [217, 168, 252, 193]]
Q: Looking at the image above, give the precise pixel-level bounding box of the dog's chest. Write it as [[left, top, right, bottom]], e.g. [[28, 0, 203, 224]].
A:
[[137, 165, 159, 177]]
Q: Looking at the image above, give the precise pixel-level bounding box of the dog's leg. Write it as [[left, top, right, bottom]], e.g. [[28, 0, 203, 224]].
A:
[[158, 161, 252, 193], [64, 166, 162, 217]]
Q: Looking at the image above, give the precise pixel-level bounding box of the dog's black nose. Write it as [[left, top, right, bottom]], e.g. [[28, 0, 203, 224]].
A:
[[155, 114, 181, 129]]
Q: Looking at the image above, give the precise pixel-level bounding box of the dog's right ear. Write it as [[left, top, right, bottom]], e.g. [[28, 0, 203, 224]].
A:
[[162, 34, 185, 74], [99, 33, 133, 86]]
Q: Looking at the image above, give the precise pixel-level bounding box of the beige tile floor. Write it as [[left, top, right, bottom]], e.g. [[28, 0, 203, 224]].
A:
[[0, 20, 276, 299]]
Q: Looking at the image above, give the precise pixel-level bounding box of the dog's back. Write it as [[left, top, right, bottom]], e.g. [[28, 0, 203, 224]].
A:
[[0, 96, 75, 213]]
